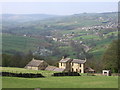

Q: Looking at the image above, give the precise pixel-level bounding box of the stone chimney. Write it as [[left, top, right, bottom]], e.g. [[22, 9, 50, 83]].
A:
[[84, 58, 87, 62], [62, 55, 67, 59], [62, 56, 65, 59]]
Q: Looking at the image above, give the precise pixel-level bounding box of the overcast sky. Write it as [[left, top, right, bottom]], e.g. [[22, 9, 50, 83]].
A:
[[1, 2, 118, 15]]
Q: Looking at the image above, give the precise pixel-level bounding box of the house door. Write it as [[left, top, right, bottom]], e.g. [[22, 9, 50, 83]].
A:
[[72, 68, 74, 72], [80, 69, 81, 73], [76, 69, 78, 72]]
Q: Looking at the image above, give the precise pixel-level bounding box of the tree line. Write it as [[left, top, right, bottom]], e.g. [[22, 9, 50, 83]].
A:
[[86, 39, 119, 73], [2, 51, 33, 68]]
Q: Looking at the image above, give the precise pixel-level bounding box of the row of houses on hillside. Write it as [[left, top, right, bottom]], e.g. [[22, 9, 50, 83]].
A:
[[79, 23, 117, 31]]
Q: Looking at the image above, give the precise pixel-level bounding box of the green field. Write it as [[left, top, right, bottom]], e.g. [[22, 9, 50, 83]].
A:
[[2, 76, 118, 88], [1, 67, 118, 88], [2, 33, 48, 53], [1, 67, 56, 77]]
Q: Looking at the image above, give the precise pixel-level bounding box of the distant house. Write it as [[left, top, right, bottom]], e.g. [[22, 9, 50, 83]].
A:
[[25, 58, 48, 70], [59, 57, 86, 73], [59, 57, 72, 72], [52, 38, 58, 41], [102, 70, 111, 76], [85, 67, 95, 73], [71, 59, 86, 73]]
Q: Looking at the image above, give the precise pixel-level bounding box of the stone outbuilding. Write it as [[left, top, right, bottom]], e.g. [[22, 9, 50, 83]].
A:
[[25, 58, 65, 72], [25, 58, 48, 70], [102, 70, 111, 76], [85, 67, 95, 73]]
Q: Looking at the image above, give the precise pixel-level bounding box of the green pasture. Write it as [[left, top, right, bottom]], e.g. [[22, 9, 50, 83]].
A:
[[2, 75, 118, 88], [1, 67, 118, 88], [2, 33, 46, 53]]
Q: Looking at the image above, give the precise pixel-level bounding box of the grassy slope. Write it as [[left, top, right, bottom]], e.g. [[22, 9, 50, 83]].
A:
[[1, 67, 118, 88], [2, 33, 47, 53], [59, 26, 118, 59], [2, 31, 117, 59], [89, 37, 117, 59]]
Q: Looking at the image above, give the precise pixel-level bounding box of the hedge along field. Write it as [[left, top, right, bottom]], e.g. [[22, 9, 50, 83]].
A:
[[1, 67, 57, 77], [1, 67, 118, 88]]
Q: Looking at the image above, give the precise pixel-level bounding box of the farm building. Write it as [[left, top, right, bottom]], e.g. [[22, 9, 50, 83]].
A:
[[102, 70, 111, 76], [25, 57, 86, 73], [25, 58, 48, 70], [25, 58, 65, 72], [45, 66, 65, 72], [59, 57, 86, 73], [85, 67, 95, 73]]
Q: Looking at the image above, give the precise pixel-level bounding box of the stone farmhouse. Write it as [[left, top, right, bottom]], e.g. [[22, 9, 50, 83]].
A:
[[25, 58, 48, 70], [59, 57, 86, 73], [25, 58, 65, 72], [25, 57, 86, 73]]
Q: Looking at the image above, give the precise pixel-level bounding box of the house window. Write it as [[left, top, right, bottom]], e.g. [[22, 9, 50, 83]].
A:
[[80, 64, 81, 67], [61, 63, 62, 66], [80, 69, 81, 73], [72, 68, 74, 72], [63, 63, 66, 67], [76, 69, 78, 72], [72, 63, 74, 66]]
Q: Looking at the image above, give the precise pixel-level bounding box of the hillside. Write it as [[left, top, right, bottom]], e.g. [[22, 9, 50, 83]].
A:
[[2, 12, 118, 60], [2, 14, 59, 22], [2, 33, 52, 54]]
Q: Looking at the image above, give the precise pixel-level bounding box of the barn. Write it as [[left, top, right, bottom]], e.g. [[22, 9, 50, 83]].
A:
[[25, 58, 48, 70], [85, 67, 95, 73]]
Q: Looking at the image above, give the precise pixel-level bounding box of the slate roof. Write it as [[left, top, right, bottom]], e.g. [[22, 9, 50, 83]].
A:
[[59, 58, 72, 63], [71, 59, 86, 64], [26, 59, 43, 67], [85, 67, 95, 72], [45, 66, 65, 72], [45, 66, 58, 71], [53, 68, 65, 72]]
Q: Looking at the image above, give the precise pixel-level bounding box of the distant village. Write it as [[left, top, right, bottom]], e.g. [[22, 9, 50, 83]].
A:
[[36, 22, 117, 56], [20, 19, 118, 57], [48, 22, 117, 43]]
